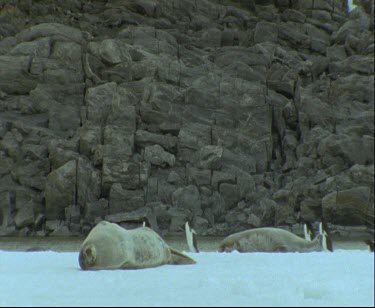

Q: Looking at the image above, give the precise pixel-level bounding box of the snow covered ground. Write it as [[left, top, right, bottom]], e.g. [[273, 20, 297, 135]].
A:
[[0, 248, 373, 307]]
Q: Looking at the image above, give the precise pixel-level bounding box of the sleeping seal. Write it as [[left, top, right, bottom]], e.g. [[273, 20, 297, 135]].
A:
[[218, 226, 333, 253], [79, 221, 196, 270], [184, 221, 333, 253]]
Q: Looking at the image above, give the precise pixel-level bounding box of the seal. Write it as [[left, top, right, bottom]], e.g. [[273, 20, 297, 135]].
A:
[[79, 221, 196, 270], [185, 221, 333, 253], [218, 226, 333, 253]]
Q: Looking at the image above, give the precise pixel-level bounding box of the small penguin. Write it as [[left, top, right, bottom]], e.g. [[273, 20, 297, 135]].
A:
[[185, 221, 199, 253], [303, 223, 313, 241], [364, 239, 374, 252], [319, 222, 333, 252]]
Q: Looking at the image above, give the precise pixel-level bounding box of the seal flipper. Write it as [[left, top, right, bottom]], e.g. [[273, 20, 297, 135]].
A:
[[168, 247, 196, 265]]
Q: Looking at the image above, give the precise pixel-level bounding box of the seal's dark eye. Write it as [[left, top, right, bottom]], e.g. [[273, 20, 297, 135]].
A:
[[87, 247, 94, 257]]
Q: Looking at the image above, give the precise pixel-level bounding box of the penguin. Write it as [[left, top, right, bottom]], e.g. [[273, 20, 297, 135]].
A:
[[185, 221, 199, 253]]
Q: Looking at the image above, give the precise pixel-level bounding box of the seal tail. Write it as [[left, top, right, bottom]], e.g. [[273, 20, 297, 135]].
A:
[[168, 247, 197, 265], [185, 221, 199, 253]]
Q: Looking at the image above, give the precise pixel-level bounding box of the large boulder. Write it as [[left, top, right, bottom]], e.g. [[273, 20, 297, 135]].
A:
[[45, 160, 76, 220], [322, 186, 372, 225], [171, 185, 202, 215], [0, 0, 373, 237]]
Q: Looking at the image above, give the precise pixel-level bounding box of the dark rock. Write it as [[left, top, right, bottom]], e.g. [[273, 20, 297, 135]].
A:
[[157, 180, 177, 205], [322, 186, 372, 225], [135, 129, 177, 151], [83, 198, 108, 222], [0, 55, 36, 94], [45, 160, 76, 220], [14, 203, 35, 228], [49, 147, 79, 171], [64, 204, 80, 224], [221, 148, 257, 174], [247, 213, 262, 227], [171, 185, 201, 215], [257, 198, 277, 226], [300, 197, 322, 222], [281, 9, 306, 23], [349, 164, 375, 190], [333, 6, 371, 44], [193, 215, 209, 232], [329, 55, 374, 76], [236, 170, 256, 199], [167, 207, 190, 233], [0, 0, 373, 238], [278, 22, 310, 48], [219, 183, 240, 210], [98, 39, 132, 65], [225, 209, 247, 224], [144, 144, 175, 167], [105, 206, 153, 225], [194, 145, 223, 170], [102, 158, 140, 195], [0, 129, 23, 160], [326, 44, 347, 61], [46, 220, 72, 236], [0, 191, 13, 229], [274, 205, 297, 226], [209, 191, 226, 219], [318, 133, 374, 166], [211, 171, 236, 191], [167, 170, 184, 186], [12, 159, 49, 191], [254, 21, 278, 44], [109, 183, 144, 214], [78, 123, 101, 159], [178, 122, 212, 151], [187, 166, 211, 186]]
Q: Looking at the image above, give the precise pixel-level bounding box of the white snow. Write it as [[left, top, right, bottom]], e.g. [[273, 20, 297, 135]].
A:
[[0, 249, 373, 307]]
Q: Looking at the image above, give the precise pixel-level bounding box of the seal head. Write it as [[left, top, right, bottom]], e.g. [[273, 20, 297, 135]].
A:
[[79, 243, 97, 270]]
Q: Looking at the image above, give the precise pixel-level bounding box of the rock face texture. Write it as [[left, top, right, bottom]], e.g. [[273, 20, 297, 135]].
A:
[[0, 0, 373, 237]]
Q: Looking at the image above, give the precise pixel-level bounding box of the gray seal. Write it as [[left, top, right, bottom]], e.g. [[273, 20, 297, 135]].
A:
[[79, 221, 196, 270], [218, 227, 332, 253]]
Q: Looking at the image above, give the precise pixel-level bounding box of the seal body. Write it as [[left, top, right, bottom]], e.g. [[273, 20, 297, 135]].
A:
[[218, 227, 325, 253], [79, 221, 195, 270]]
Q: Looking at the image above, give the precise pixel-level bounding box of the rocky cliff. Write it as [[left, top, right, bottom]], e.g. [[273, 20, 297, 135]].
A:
[[0, 0, 373, 238]]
